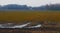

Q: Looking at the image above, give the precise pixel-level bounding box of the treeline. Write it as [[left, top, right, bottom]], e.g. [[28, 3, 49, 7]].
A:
[[0, 4, 60, 10], [0, 4, 30, 10]]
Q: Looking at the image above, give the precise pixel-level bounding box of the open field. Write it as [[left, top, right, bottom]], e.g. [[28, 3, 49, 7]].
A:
[[0, 10, 60, 23]]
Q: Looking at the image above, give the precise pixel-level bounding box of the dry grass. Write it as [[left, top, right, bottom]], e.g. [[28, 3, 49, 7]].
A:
[[0, 10, 60, 23]]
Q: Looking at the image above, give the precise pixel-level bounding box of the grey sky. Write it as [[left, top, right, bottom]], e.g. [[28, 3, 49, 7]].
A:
[[0, 0, 60, 7]]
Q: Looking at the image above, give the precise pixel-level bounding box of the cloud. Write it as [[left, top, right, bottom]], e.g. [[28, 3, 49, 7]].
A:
[[0, 0, 60, 7]]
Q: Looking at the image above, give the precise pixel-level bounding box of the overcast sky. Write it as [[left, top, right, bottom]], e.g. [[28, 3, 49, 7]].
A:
[[0, 0, 60, 7]]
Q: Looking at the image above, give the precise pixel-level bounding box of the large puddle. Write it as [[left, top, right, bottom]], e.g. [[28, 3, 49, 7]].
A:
[[0, 22, 42, 28]]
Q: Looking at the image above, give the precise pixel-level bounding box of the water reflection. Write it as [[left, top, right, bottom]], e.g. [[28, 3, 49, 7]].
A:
[[0, 22, 42, 28]]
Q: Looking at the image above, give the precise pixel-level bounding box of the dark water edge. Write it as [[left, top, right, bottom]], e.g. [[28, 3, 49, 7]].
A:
[[0, 27, 60, 33], [0, 27, 60, 30]]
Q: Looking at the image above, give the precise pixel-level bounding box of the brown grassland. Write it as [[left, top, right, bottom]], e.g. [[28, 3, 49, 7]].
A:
[[0, 10, 60, 23], [0, 10, 60, 33]]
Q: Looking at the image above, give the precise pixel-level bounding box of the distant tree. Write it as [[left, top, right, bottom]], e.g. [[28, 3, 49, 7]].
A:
[[47, 4, 60, 10], [0, 4, 60, 10], [1, 4, 30, 10]]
